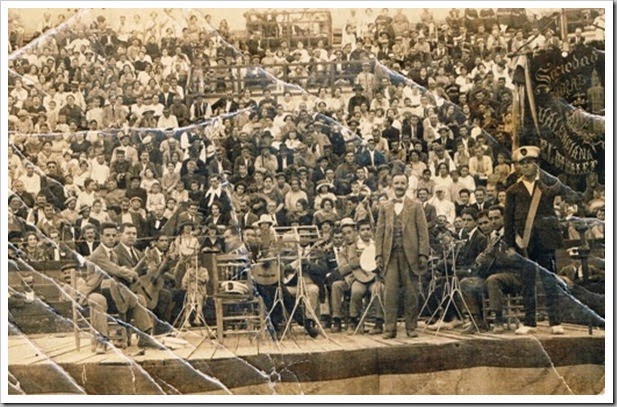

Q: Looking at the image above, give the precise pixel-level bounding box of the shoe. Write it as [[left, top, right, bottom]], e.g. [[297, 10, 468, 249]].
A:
[[461, 323, 479, 334], [369, 320, 384, 335], [304, 320, 319, 339], [347, 318, 359, 335], [426, 321, 441, 331], [551, 325, 565, 335], [492, 324, 505, 334], [449, 318, 464, 329], [406, 330, 418, 338], [320, 315, 332, 329], [137, 335, 166, 350], [95, 341, 107, 354], [331, 318, 342, 334], [382, 331, 397, 339], [515, 325, 537, 335]]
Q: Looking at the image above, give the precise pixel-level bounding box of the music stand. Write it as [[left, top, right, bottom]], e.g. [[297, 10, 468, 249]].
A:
[[418, 251, 441, 319], [275, 226, 330, 342], [423, 239, 480, 334]]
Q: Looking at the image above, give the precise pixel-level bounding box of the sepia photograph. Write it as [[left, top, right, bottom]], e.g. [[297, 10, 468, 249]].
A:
[[2, 1, 611, 401]]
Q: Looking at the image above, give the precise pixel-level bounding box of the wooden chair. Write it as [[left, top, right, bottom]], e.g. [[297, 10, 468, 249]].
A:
[[482, 294, 525, 330], [204, 253, 266, 342]]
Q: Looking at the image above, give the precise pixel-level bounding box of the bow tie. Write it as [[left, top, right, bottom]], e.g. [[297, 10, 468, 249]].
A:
[[394, 198, 404, 203]]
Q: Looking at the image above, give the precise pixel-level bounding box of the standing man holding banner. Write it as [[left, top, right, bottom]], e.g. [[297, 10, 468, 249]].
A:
[[504, 146, 572, 335], [375, 173, 430, 339]]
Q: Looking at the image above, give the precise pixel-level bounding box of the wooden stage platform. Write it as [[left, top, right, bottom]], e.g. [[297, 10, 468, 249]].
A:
[[8, 322, 605, 395]]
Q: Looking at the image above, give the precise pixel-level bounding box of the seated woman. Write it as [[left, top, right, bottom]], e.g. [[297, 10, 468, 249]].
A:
[[201, 223, 225, 254], [21, 231, 52, 262], [291, 198, 313, 226], [204, 201, 229, 228], [312, 198, 339, 227]]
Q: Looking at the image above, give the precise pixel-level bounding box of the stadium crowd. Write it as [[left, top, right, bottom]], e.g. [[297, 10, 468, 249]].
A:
[[7, 8, 605, 337]]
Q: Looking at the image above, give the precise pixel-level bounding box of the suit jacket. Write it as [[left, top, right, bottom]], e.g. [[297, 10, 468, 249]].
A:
[[471, 201, 489, 213], [75, 217, 101, 240], [114, 244, 144, 269], [147, 216, 169, 238], [211, 98, 239, 114], [233, 156, 255, 175], [356, 149, 386, 168], [76, 240, 100, 257], [421, 201, 437, 229], [504, 176, 566, 253], [158, 92, 176, 108], [176, 212, 205, 233], [458, 228, 488, 268], [375, 197, 430, 276], [87, 244, 137, 313]]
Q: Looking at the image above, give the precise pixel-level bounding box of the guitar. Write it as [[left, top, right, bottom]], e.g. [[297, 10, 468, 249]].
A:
[[131, 251, 174, 310]]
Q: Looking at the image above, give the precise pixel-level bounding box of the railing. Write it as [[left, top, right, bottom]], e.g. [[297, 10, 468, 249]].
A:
[[187, 59, 371, 99]]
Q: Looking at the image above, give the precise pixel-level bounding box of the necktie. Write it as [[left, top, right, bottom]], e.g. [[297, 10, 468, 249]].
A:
[[477, 158, 484, 173], [370, 152, 375, 167], [130, 248, 138, 264], [109, 250, 118, 264]]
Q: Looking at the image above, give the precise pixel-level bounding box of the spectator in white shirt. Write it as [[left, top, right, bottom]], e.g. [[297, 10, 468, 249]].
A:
[[157, 106, 179, 129]]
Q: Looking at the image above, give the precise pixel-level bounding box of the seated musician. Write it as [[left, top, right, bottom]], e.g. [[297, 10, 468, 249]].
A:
[[141, 234, 178, 326], [459, 206, 527, 334], [251, 222, 320, 339], [427, 208, 487, 331], [283, 227, 327, 337], [330, 218, 384, 334], [83, 222, 161, 350]]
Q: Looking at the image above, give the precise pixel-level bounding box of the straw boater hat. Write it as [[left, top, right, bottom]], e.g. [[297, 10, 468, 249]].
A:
[[316, 180, 334, 192], [256, 214, 274, 226]]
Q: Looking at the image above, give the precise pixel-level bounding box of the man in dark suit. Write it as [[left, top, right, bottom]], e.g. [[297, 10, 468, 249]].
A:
[[455, 189, 473, 218], [276, 144, 295, 172], [471, 186, 489, 212], [504, 146, 576, 336], [435, 126, 456, 156], [176, 201, 205, 234], [375, 174, 430, 339], [125, 176, 148, 204], [76, 224, 100, 257], [381, 117, 401, 146], [75, 205, 101, 241], [312, 156, 330, 184], [417, 188, 437, 230], [356, 138, 386, 174], [211, 89, 239, 114], [114, 223, 145, 272], [158, 82, 176, 108], [207, 147, 233, 176], [404, 114, 424, 141], [457, 209, 488, 269], [146, 205, 168, 240], [233, 145, 255, 175]]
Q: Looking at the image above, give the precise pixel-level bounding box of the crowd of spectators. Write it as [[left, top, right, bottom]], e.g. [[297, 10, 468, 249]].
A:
[[7, 8, 604, 266]]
